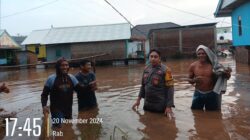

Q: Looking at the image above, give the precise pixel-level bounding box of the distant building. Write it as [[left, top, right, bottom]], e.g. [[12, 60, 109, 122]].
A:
[[12, 36, 27, 50], [0, 30, 21, 65], [131, 22, 180, 57], [216, 26, 232, 51], [217, 26, 232, 41], [215, 0, 250, 64], [22, 23, 131, 62], [149, 23, 217, 59]]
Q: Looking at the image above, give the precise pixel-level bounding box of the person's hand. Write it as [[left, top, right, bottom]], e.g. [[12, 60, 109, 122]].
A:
[[188, 76, 203, 85], [0, 83, 10, 93], [164, 107, 174, 119], [132, 100, 140, 111], [43, 106, 50, 115], [224, 67, 232, 79], [89, 81, 97, 91]]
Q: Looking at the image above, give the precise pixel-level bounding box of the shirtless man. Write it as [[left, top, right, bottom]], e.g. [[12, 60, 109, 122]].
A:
[[188, 47, 231, 110]]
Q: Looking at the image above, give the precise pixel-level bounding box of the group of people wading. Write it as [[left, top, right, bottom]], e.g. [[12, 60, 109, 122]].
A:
[[0, 45, 231, 129]]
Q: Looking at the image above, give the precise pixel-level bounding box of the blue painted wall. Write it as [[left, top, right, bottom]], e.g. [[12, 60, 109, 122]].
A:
[[232, 1, 250, 46], [46, 45, 71, 62]]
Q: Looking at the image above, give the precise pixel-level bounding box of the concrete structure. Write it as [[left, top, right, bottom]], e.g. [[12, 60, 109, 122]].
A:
[[215, 0, 250, 64]]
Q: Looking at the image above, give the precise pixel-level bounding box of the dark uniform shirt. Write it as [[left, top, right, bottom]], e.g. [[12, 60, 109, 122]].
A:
[[139, 64, 174, 112], [75, 72, 97, 110]]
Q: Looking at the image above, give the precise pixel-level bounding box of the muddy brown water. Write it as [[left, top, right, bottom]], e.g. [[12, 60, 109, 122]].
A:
[[0, 57, 250, 140]]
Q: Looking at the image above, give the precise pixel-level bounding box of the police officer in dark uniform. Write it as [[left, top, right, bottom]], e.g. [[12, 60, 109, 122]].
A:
[[132, 49, 174, 116]]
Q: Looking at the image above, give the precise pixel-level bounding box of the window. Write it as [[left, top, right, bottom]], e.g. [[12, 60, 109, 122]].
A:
[[238, 16, 242, 36], [219, 36, 224, 40], [56, 49, 61, 57], [35, 46, 39, 55]]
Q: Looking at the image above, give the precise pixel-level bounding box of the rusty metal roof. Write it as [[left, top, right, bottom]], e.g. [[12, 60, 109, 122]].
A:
[[131, 22, 180, 39]]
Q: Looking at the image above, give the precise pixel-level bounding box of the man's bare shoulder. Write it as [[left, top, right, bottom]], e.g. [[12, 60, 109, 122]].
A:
[[189, 61, 199, 68]]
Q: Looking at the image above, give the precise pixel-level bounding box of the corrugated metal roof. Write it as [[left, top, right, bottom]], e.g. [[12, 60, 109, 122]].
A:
[[22, 23, 131, 45], [0, 30, 5, 36], [22, 30, 49, 45]]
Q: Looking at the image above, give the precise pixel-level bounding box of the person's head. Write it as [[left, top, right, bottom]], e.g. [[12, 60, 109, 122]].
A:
[[149, 49, 161, 66], [196, 45, 211, 63], [196, 48, 209, 63], [80, 59, 92, 73], [55, 57, 69, 75]]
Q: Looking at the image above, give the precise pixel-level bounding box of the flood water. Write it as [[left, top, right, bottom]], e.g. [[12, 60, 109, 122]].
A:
[[0, 57, 250, 140]]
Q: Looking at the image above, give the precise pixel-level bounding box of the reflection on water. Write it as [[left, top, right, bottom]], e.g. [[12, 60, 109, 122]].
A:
[[0, 57, 250, 139]]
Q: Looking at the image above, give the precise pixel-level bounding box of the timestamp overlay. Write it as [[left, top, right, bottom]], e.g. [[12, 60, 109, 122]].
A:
[[4, 117, 104, 139], [5, 117, 42, 138]]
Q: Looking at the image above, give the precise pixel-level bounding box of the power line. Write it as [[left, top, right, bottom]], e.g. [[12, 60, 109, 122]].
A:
[[1, 0, 59, 19], [147, 0, 215, 22], [103, 0, 135, 27], [147, 0, 250, 29], [103, 0, 148, 37]]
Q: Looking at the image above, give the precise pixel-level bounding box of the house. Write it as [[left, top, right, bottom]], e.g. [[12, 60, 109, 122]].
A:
[[215, 0, 250, 64], [22, 23, 131, 62], [15, 50, 37, 65], [217, 26, 232, 41], [12, 36, 27, 50], [149, 23, 217, 59], [216, 26, 232, 52], [0, 30, 21, 65], [131, 22, 180, 57]]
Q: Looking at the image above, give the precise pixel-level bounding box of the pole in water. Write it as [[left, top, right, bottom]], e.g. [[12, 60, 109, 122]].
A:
[[44, 112, 50, 138]]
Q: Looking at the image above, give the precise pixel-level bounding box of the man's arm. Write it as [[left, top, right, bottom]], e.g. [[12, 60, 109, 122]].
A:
[[132, 73, 145, 110], [70, 74, 91, 92], [89, 73, 97, 91], [41, 75, 55, 115], [41, 86, 50, 107], [165, 68, 175, 107], [41, 86, 50, 115], [188, 63, 195, 84], [164, 68, 175, 116]]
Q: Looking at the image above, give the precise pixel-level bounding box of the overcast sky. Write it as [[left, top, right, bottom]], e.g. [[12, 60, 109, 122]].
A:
[[1, 0, 231, 36]]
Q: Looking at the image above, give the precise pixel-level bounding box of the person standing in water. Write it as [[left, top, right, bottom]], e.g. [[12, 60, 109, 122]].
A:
[[41, 57, 91, 128], [75, 60, 98, 111], [188, 45, 231, 110], [132, 49, 175, 116]]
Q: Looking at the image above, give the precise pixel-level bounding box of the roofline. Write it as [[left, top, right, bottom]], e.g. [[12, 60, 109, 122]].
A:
[[0, 29, 7, 37], [31, 22, 130, 32], [41, 38, 130, 45], [216, 26, 232, 28], [214, 0, 249, 17], [23, 38, 130, 45], [148, 22, 217, 36], [0, 30, 21, 48], [214, 0, 223, 17], [133, 22, 180, 28], [0, 48, 21, 50]]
